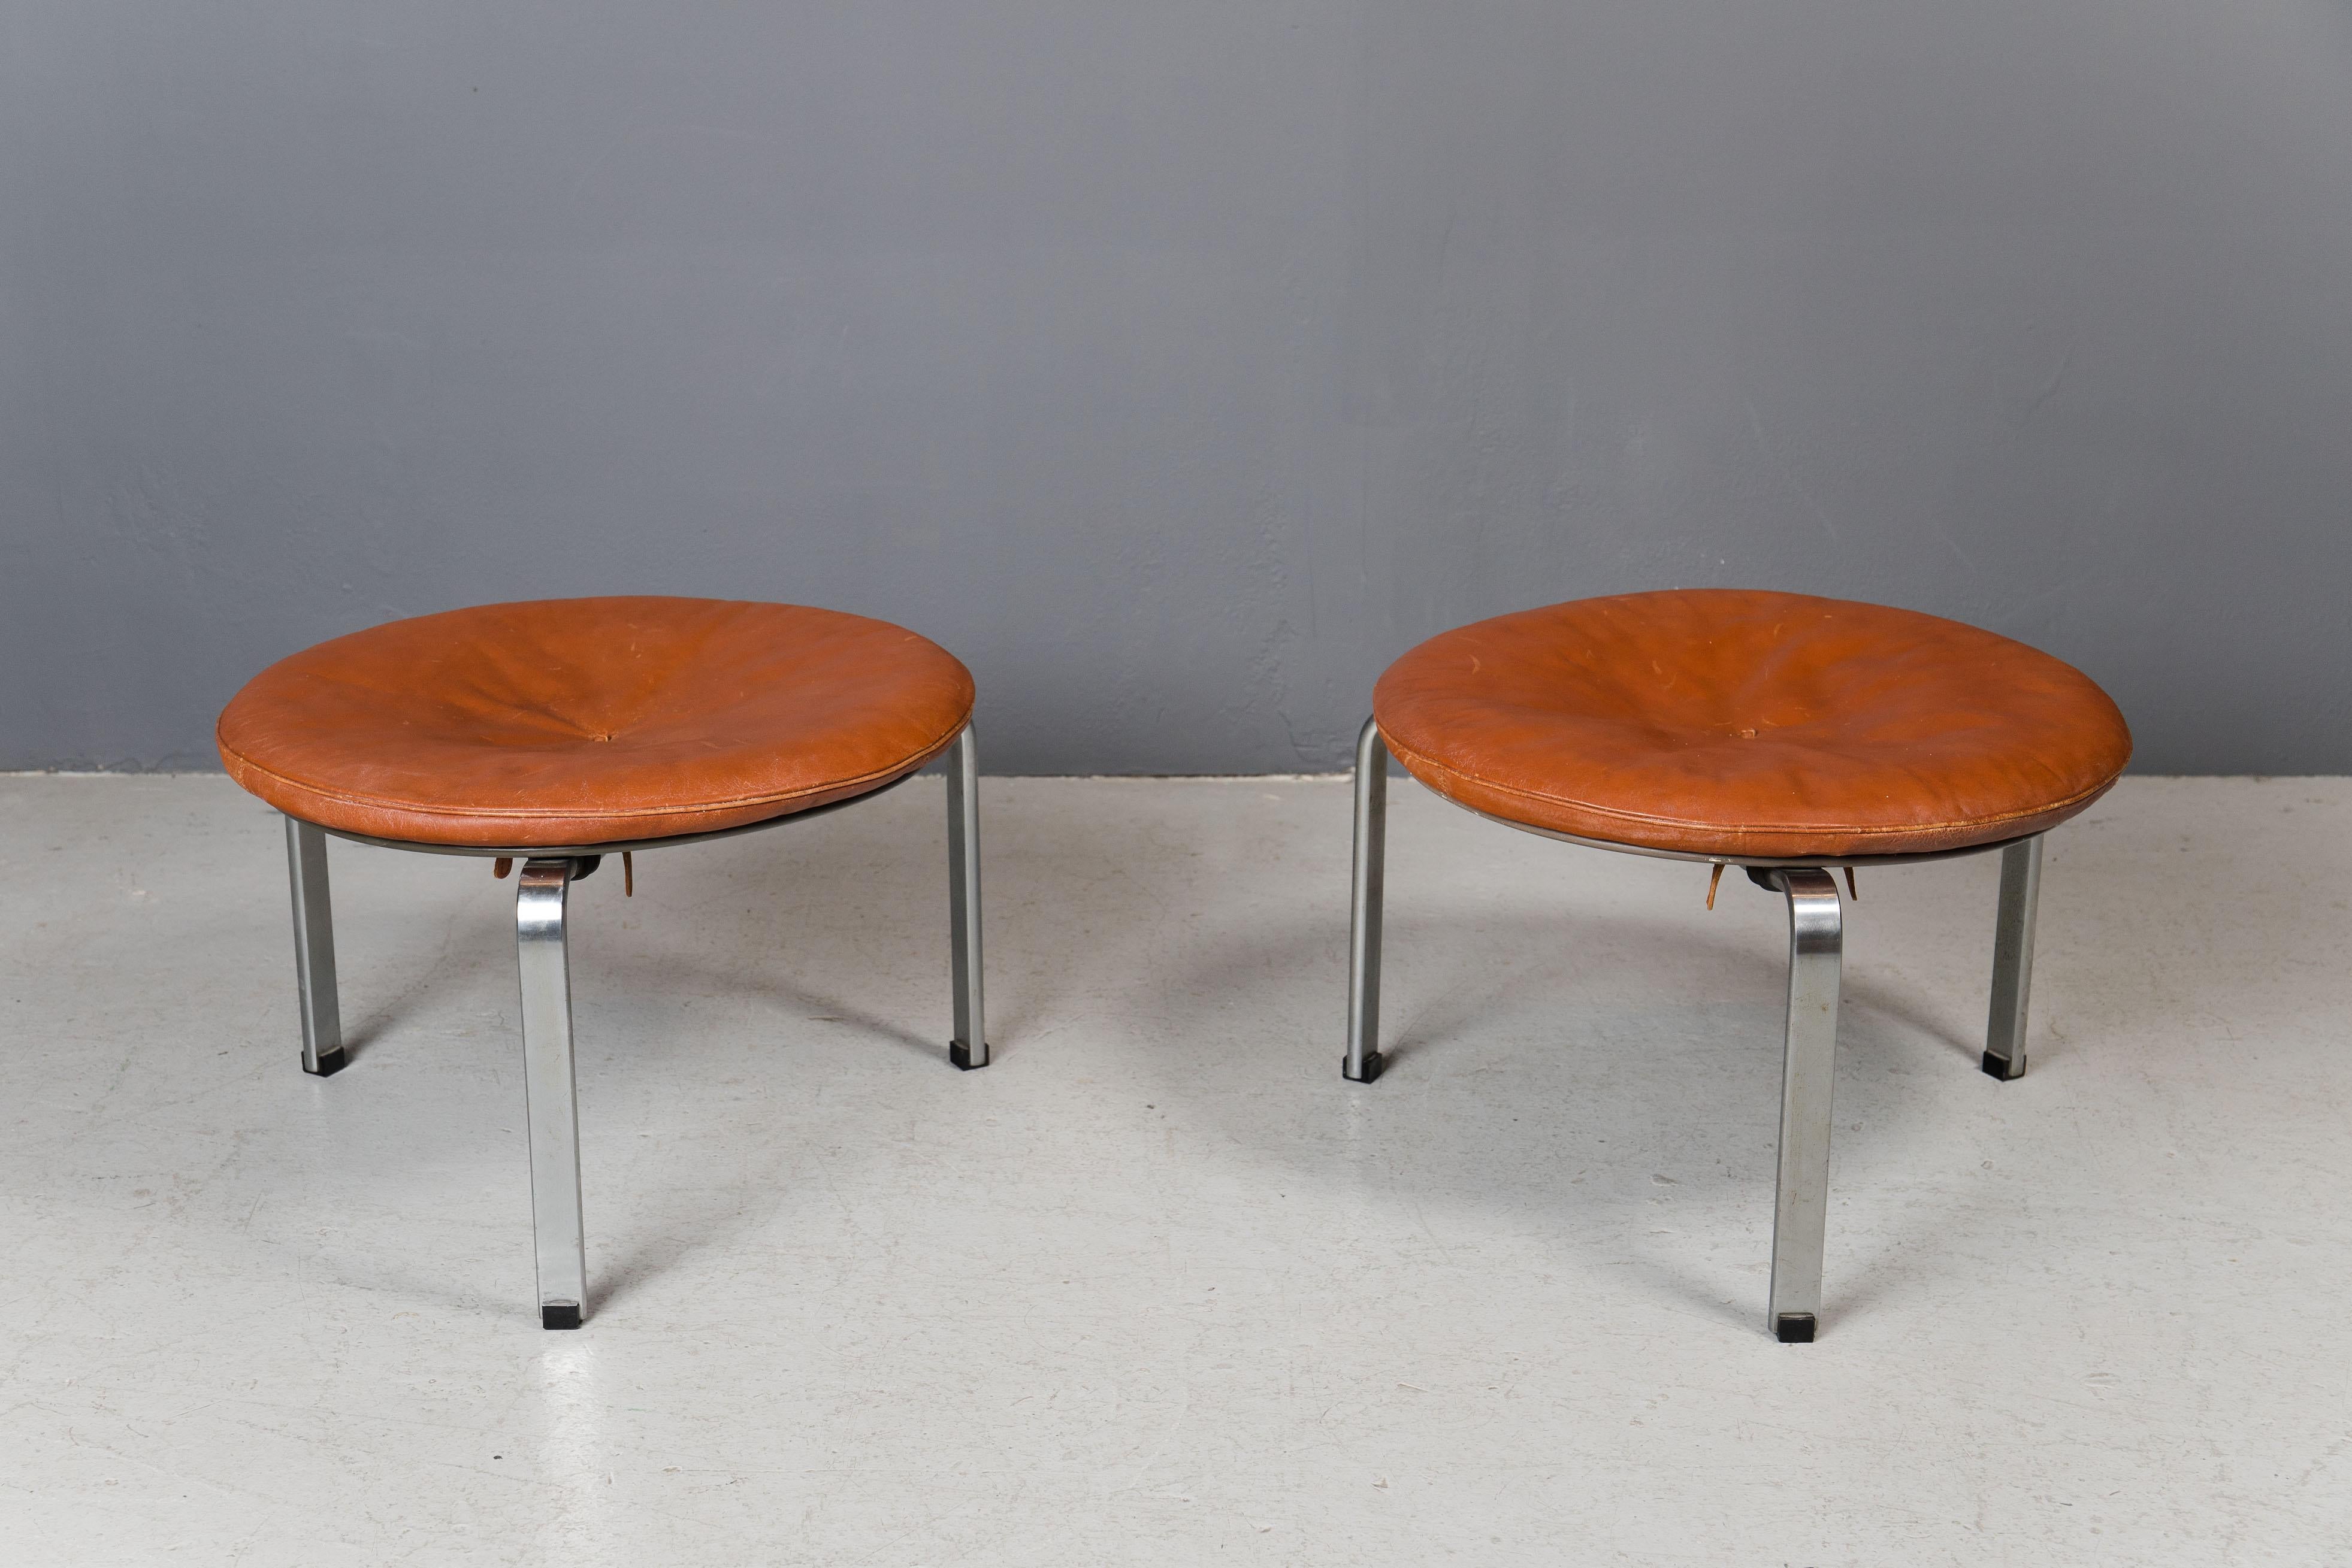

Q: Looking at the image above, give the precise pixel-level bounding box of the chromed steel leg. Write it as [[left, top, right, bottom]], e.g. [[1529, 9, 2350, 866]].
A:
[[1982, 835, 2043, 1081], [283, 816, 346, 1076], [1766, 867, 1843, 1343], [516, 859, 587, 1330], [1344, 717, 1388, 1083], [946, 722, 988, 1070], [945, 719, 992, 1067]]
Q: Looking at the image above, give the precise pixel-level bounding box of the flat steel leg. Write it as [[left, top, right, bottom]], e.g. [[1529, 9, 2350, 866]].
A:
[[516, 859, 587, 1330], [1982, 835, 2043, 1080], [1344, 717, 1388, 1083], [283, 816, 346, 1076], [1766, 868, 1843, 1343], [946, 723, 989, 1070]]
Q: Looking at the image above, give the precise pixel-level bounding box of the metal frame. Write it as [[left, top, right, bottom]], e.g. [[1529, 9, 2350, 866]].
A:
[[1342, 716, 2048, 1342], [1344, 719, 1389, 1084], [286, 818, 344, 1077], [1983, 836, 2042, 1080], [275, 723, 989, 1328], [515, 859, 586, 1330], [1759, 866, 1842, 1343]]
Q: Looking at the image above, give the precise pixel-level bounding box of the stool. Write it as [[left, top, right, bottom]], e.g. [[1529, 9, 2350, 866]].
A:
[[217, 596, 989, 1328], [1344, 589, 2130, 1341]]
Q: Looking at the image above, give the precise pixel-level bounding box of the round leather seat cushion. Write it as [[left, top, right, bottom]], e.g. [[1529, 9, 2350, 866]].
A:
[[1373, 589, 2131, 861], [218, 597, 975, 848]]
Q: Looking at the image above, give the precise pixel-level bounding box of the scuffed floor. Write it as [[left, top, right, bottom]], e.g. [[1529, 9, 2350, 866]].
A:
[[2, 773, 2347, 1564]]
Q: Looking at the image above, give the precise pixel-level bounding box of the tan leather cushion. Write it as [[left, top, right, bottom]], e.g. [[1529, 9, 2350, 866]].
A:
[[217, 597, 974, 848], [1374, 589, 2131, 860]]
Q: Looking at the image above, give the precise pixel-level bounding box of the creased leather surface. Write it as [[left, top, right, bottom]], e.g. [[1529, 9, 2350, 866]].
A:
[[1373, 589, 2132, 860], [217, 597, 975, 848]]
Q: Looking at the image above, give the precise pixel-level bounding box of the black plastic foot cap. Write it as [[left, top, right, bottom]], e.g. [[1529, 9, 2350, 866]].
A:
[[948, 1041, 990, 1071], [1980, 1050, 2026, 1081], [306, 1047, 347, 1078], [1774, 1313, 1816, 1343], [542, 1302, 582, 1331], [1343, 1051, 1386, 1084]]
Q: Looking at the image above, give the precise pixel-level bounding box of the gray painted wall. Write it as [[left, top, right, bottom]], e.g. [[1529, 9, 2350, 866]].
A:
[[5, 2, 2350, 774]]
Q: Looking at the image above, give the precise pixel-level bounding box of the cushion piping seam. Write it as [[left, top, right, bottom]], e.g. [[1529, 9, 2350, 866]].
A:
[[1378, 732, 2127, 839], [215, 707, 971, 824]]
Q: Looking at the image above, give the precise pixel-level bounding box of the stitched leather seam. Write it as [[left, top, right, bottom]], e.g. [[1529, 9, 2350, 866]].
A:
[[216, 707, 970, 824], [1379, 732, 2124, 839]]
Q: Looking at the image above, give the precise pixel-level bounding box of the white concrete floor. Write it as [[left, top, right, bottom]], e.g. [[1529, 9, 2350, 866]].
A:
[[2, 773, 2347, 1564]]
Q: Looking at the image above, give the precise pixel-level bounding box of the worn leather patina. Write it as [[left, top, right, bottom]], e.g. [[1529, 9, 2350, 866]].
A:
[[218, 597, 974, 847], [1373, 589, 2132, 861]]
